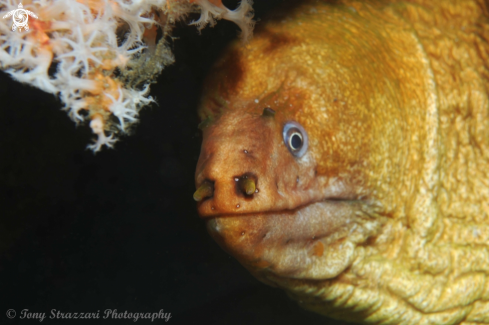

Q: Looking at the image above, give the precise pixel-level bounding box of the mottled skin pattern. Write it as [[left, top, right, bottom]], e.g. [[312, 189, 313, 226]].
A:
[[194, 0, 489, 324]]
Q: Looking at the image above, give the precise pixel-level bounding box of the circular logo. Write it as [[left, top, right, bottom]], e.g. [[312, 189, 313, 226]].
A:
[[13, 9, 28, 30], [6, 309, 16, 319], [2, 3, 38, 32]]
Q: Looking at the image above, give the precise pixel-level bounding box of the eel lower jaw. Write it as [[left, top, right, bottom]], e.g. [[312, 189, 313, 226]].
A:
[[205, 198, 366, 280]]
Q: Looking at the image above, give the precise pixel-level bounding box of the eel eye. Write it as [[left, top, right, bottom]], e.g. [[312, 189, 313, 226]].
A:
[[283, 121, 308, 158]]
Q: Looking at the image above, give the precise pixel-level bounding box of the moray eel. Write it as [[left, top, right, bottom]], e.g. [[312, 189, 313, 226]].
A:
[[193, 0, 489, 324]]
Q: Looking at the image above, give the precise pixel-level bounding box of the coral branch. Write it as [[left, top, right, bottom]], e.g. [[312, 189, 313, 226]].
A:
[[190, 0, 254, 42], [0, 0, 254, 152]]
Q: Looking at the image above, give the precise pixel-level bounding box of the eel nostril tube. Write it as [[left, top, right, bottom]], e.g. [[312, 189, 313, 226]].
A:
[[193, 182, 214, 202], [239, 177, 256, 196]]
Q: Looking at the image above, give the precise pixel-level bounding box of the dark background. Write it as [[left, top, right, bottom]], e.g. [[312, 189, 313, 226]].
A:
[[0, 0, 350, 324]]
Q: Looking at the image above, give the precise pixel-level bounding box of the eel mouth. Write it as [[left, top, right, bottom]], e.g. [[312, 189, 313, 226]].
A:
[[205, 198, 363, 280]]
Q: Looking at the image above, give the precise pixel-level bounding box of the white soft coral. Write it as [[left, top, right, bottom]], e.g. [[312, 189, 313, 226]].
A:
[[55, 60, 97, 123], [105, 87, 138, 132], [57, 27, 108, 76], [6, 47, 58, 93], [0, 0, 254, 152], [191, 0, 255, 42], [87, 115, 118, 153]]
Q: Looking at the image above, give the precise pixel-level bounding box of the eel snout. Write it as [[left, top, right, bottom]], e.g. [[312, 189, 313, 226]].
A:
[[194, 109, 325, 218]]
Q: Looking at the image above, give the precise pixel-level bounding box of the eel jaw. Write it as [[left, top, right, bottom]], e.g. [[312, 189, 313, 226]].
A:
[[205, 198, 370, 281]]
